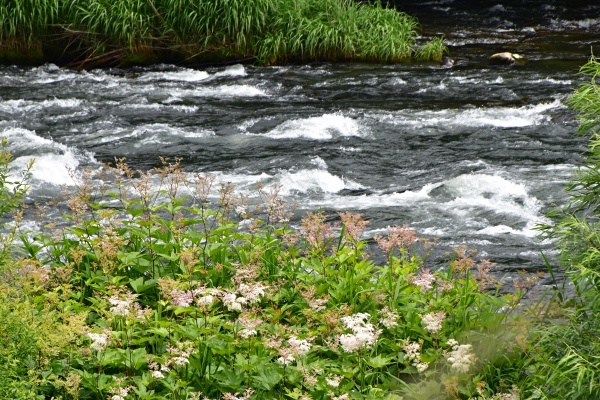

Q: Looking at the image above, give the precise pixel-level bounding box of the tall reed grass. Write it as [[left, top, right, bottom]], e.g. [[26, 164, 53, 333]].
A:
[[0, 0, 442, 66]]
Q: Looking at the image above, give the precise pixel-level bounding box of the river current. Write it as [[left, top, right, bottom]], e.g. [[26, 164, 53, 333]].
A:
[[1, 1, 599, 285]]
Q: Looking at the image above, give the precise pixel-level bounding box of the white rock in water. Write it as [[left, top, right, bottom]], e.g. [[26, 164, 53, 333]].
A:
[[489, 52, 525, 65]]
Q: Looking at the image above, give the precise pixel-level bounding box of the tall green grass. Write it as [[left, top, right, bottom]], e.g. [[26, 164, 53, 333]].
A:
[[0, 0, 58, 49], [0, 0, 442, 66]]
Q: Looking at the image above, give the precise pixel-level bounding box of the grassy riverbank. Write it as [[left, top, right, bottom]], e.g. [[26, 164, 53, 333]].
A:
[[0, 0, 445, 68]]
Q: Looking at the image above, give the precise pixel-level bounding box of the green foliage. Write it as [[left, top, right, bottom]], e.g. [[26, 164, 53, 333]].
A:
[[527, 57, 600, 399], [0, 0, 421, 66], [0, 155, 528, 399], [414, 37, 448, 62], [0, 0, 58, 46]]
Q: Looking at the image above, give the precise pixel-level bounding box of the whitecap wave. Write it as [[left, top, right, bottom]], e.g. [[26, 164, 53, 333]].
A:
[[375, 99, 563, 129], [250, 113, 364, 140], [2, 127, 97, 186]]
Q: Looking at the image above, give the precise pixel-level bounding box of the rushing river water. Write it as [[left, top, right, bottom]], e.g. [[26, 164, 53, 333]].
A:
[[1, 1, 599, 286]]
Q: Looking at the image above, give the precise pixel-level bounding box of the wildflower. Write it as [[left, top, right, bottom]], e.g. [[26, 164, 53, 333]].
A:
[[288, 336, 312, 355], [402, 339, 429, 372], [379, 306, 399, 329], [325, 374, 342, 387], [222, 388, 254, 400], [402, 341, 422, 362], [445, 340, 476, 373], [330, 393, 350, 400], [107, 291, 139, 317], [166, 344, 193, 367], [277, 348, 295, 366], [302, 370, 318, 388], [109, 386, 130, 400], [236, 282, 266, 304], [236, 314, 262, 339], [421, 311, 446, 334], [87, 331, 110, 351], [221, 291, 245, 312], [490, 385, 520, 400], [374, 225, 417, 255], [301, 211, 333, 249], [411, 269, 436, 291], [149, 361, 169, 379], [338, 211, 369, 243], [169, 289, 195, 307], [108, 297, 132, 317], [196, 294, 214, 307], [414, 361, 429, 373], [338, 313, 381, 353]]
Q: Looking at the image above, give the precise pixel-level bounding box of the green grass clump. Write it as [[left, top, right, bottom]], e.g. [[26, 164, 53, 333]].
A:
[[0, 0, 434, 66], [414, 37, 448, 62], [0, 153, 532, 399], [0, 0, 58, 50]]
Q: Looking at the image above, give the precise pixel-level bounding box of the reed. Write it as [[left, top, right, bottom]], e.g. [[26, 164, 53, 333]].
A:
[[414, 36, 448, 61], [0, 0, 431, 66], [0, 0, 58, 52]]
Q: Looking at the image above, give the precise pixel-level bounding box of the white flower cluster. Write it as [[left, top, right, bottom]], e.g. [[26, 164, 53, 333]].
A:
[[421, 311, 446, 334], [87, 331, 110, 351], [445, 339, 476, 373], [288, 336, 312, 355], [402, 340, 429, 373], [325, 374, 342, 387], [110, 387, 130, 400], [277, 348, 295, 366], [166, 344, 193, 367], [148, 361, 170, 379], [338, 313, 381, 353], [221, 291, 247, 312], [236, 282, 266, 304], [379, 306, 399, 329], [109, 297, 132, 316], [237, 314, 262, 339]]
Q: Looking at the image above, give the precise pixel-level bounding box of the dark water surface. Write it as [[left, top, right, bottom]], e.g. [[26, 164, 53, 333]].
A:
[[1, 0, 599, 286]]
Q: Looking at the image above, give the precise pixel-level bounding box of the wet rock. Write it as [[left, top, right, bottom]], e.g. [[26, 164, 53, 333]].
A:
[[440, 56, 455, 68], [489, 52, 525, 65]]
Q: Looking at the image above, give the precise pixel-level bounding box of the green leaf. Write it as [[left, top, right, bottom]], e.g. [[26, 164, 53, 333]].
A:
[[129, 277, 156, 293], [367, 355, 394, 369]]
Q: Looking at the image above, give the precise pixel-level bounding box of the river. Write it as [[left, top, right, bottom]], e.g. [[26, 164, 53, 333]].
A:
[[1, 0, 599, 287]]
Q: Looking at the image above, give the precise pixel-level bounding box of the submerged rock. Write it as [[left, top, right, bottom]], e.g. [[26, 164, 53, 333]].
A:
[[441, 56, 455, 68], [489, 52, 525, 65]]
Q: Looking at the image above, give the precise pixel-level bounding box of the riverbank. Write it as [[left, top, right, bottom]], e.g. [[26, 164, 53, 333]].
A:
[[0, 0, 445, 68]]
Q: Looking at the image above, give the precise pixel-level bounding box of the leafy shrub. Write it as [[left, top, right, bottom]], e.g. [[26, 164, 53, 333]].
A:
[[530, 56, 600, 399]]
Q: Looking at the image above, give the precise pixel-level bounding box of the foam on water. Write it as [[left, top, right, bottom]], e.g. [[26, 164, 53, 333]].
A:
[[376, 100, 563, 129], [167, 85, 267, 98], [131, 123, 215, 146], [2, 127, 97, 186], [122, 102, 199, 113], [306, 183, 438, 209], [214, 64, 247, 78], [548, 18, 600, 30], [0, 98, 86, 114], [278, 169, 364, 195], [138, 68, 210, 82], [443, 173, 541, 219], [254, 113, 364, 140]]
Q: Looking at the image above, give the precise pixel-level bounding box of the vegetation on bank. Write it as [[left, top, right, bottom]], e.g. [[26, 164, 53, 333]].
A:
[[0, 148, 529, 399], [0, 0, 446, 67]]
